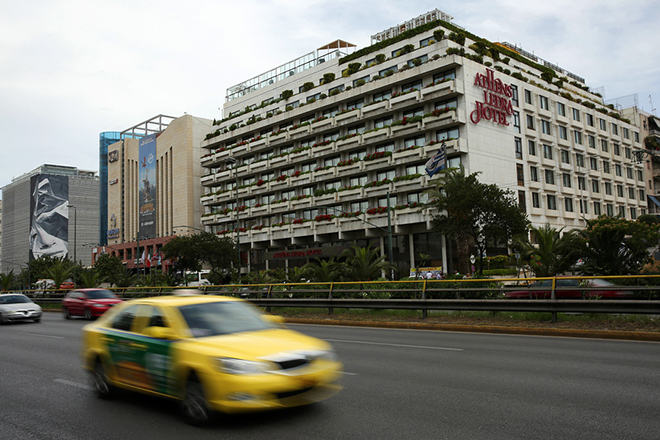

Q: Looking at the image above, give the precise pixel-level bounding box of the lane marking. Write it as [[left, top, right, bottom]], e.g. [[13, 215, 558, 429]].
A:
[[325, 338, 464, 352], [20, 333, 64, 339], [341, 371, 359, 376], [55, 379, 94, 391]]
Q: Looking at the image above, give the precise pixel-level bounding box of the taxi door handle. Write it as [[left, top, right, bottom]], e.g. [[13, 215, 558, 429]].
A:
[[130, 343, 148, 350]]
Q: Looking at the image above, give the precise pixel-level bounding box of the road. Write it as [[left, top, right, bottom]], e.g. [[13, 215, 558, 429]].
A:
[[1, 313, 659, 439]]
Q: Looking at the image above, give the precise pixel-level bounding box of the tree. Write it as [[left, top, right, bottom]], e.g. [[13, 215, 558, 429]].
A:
[[340, 243, 393, 281], [575, 216, 660, 275], [425, 166, 529, 275], [513, 224, 580, 277], [302, 258, 343, 283], [0, 271, 17, 291], [94, 254, 125, 283], [78, 269, 102, 288], [45, 258, 74, 289], [162, 232, 236, 276]]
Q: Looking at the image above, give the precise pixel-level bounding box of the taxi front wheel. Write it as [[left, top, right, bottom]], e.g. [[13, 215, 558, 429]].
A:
[[93, 361, 114, 399], [181, 377, 212, 426]]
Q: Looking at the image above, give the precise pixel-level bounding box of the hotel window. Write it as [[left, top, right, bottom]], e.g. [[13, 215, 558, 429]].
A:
[[435, 98, 458, 110], [541, 120, 551, 135], [572, 108, 580, 121], [625, 147, 632, 159], [588, 135, 596, 149], [637, 170, 643, 181], [590, 157, 598, 170], [403, 107, 424, 118], [603, 161, 610, 174], [558, 126, 568, 140], [323, 107, 339, 118], [513, 112, 521, 133], [518, 190, 526, 212], [530, 166, 539, 182], [373, 89, 391, 102], [349, 176, 368, 187], [599, 118, 607, 130], [615, 164, 622, 176], [516, 164, 524, 185], [545, 169, 555, 185], [379, 66, 398, 77], [405, 164, 425, 175], [515, 137, 523, 159], [565, 198, 574, 212], [401, 80, 422, 91], [377, 170, 396, 181], [303, 209, 319, 220], [350, 201, 369, 213], [281, 189, 295, 200], [623, 127, 630, 139], [547, 195, 557, 210], [526, 114, 535, 130], [375, 142, 395, 153], [261, 171, 275, 182], [419, 37, 433, 47], [634, 132, 640, 142], [406, 55, 428, 67], [560, 150, 570, 164], [324, 156, 340, 167], [562, 173, 572, 188], [630, 207, 637, 220], [243, 176, 255, 186], [618, 206, 626, 217], [574, 130, 583, 145], [639, 188, 646, 200], [601, 139, 608, 152], [617, 185, 624, 197], [528, 140, 537, 156], [580, 199, 589, 214], [540, 96, 549, 110], [325, 180, 341, 190], [586, 114, 594, 126], [328, 85, 345, 95], [404, 135, 426, 148], [605, 182, 613, 195], [324, 131, 340, 141], [347, 124, 366, 135], [578, 176, 586, 190], [433, 69, 456, 82], [511, 85, 519, 106], [626, 167, 633, 179], [612, 123, 618, 135], [532, 192, 540, 208], [436, 127, 459, 141], [628, 187, 635, 199], [347, 98, 364, 109], [301, 186, 314, 196], [352, 150, 367, 160], [557, 102, 566, 116], [606, 204, 614, 216], [613, 144, 620, 156], [543, 144, 553, 160], [592, 179, 600, 193], [576, 153, 585, 168], [524, 89, 533, 104], [593, 202, 602, 216], [374, 116, 393, 128]]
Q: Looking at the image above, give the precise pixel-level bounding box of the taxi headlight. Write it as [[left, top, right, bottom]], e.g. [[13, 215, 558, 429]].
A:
[[315, 350, 338, 363], [214, 358, 271, 375]]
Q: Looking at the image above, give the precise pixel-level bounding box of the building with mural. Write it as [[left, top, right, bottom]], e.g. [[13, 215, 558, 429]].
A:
[[0, 165, 99, 274], [199, 9, 647, 275], [94, 114, 213, 271]]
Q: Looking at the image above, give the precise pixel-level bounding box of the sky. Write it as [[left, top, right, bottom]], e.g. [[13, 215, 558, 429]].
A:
[[1, 0, 659, 191]]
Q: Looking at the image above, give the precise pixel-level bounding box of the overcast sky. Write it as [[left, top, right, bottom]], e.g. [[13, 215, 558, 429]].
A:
[[1, 0, 658, 191]]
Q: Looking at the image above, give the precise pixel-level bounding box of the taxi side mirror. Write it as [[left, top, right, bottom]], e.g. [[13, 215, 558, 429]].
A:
[[262, 314, 285, 325], [144, 326, 176, 340]]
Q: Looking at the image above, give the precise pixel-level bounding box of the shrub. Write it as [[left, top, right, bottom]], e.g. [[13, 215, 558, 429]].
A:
[[302, 82, 315, 92], [281, 90, 294, 100]]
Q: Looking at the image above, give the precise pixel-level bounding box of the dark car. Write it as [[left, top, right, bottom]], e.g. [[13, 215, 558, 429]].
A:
[[62, 289, 123, 320], [505, 278, 633, 299], [0, 294, 42, 324]]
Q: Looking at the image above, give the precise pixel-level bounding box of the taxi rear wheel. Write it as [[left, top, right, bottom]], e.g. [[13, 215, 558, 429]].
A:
[[93, 360, 114, 399], [181, 376, 212, 426]]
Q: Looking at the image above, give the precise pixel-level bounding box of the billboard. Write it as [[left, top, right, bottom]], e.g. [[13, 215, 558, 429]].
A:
[[29, 174, 69, 260], [139, 134, 157, 239]]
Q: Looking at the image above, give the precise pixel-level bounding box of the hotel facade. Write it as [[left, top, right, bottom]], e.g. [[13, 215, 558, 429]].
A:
[[199, 10, 646, 275]]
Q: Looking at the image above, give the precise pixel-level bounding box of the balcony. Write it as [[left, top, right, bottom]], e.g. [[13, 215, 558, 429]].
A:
[[389, 90, 420, 110], [271, 224, 292, 240], [310, 117, 334, 131], [335, 134, 362, 150], [390, 121, 422, 138], [392, 175, 427, 193], [335, 109, 361, 125], [364, 182, 393, 198], [361, 100, 389, 115], [270, 201, 291, 214], [361, 127, 390, 144], [421, 110, 457, 131], [392, 147, 423, 164], [420, 79, 458, 101], [291, 221, 314, 236], [312, 142, 336, 155], [313, 167, 337, 179], [336, 187, 364, 202], [249, 160, 268, 173], [314, 218, 339, 235], [250, 205, 270, 217], [250, 229, 270, 243], [288, 124, 311, 140], [268, 154, 290, 167], [291, 196, 313, 210]]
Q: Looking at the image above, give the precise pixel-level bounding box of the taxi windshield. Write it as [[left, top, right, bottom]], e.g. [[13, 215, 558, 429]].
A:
[[179, 301, 273, 338]]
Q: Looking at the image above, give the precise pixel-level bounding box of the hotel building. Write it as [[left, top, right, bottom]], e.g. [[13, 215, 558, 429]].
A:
[[200, 10, 646, 275]]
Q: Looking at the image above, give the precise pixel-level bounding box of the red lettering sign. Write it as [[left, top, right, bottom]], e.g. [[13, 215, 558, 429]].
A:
[[471, 68, 513, 126]]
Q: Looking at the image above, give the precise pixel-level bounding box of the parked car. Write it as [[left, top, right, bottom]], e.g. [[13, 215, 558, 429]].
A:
[[82, 294, 342, 425], [62, 289, 123, 320], [59, 281, 76, 289], [0, 294, 42, 324], [505, 278, 633, 299]]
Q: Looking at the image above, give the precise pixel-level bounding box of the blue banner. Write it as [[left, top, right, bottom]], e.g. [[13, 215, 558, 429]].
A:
[[139, 134, 157, 239]]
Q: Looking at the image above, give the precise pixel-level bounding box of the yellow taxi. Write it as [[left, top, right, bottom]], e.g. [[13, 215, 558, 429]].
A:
[[81, 294, 342, 425]]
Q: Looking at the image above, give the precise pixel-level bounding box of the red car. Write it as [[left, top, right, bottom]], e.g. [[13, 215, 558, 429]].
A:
[[59, 281, 76, 289], [505, 278, 633, 299], [62, 289, 123, 319]]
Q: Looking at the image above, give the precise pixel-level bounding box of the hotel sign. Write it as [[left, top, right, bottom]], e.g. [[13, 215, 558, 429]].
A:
[[265, 246, 349, 261], [470, 68, 513, 126], [109, 150, 119, 162]]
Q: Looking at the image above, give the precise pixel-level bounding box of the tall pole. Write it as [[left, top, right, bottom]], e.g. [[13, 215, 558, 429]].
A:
[[386, 191, 394, 281], [225, 157, 240, 281]]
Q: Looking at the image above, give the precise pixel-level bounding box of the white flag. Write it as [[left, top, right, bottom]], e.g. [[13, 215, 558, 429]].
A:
[[425, 141, 446, 177]]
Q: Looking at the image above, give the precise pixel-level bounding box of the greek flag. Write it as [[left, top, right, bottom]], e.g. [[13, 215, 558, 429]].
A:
[[425, 141, 446, 177]]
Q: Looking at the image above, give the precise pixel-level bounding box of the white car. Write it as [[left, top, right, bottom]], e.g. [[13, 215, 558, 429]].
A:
[[0, 294, 42, 324]]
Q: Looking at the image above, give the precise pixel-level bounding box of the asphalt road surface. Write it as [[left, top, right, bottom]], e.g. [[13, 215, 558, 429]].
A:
[[1, 313, 659, 439]]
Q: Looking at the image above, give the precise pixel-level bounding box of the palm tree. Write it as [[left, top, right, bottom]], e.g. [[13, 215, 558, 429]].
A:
[[513, 224, 579, 277], [46, 260, 74, 289], [302, 258, 343, 282], [340, 243, 394, 281], [0, 271, 16, 291], [77, 269, 102, 288]]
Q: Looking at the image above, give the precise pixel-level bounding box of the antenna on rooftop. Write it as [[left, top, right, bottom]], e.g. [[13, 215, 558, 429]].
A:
[[650, 95, 656, 115]]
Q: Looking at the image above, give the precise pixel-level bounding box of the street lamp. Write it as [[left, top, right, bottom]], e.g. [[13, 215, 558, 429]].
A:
[[225, 157, 241, 279], [67, 204, 77, 263]]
